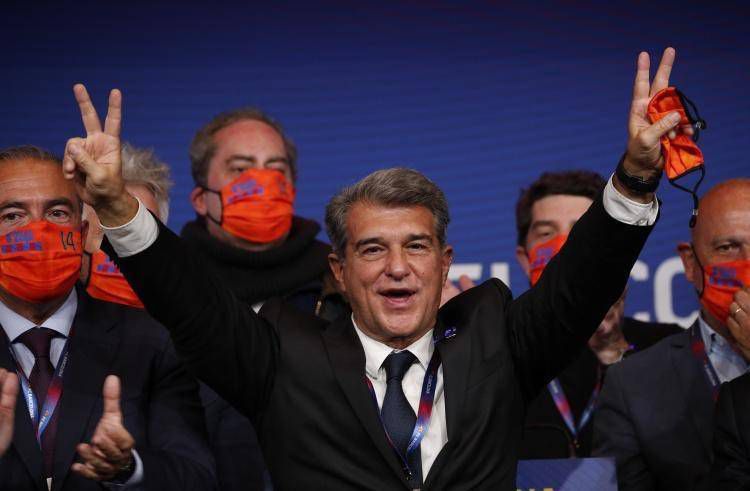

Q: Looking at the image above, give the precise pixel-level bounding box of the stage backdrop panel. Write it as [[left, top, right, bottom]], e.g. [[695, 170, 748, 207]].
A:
[[2, 1, 748, 324]]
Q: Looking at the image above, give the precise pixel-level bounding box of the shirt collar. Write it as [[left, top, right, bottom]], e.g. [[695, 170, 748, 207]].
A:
[[351, 314, 435, 379], [698, 314, 745, 360], [0, 289, 77, 342]]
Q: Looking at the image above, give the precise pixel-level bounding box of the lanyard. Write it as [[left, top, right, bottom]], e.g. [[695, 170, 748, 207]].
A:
[[689, 322, 721, 402], [547, 364, 603, 445], [9, 333, 72, 444], [364, 326, 455, 480]]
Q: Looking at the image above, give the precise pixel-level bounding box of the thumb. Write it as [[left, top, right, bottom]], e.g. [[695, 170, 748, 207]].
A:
[[102, 375, 122, 418], [0, 370, 18, 411], [641, 111, 681, 146]]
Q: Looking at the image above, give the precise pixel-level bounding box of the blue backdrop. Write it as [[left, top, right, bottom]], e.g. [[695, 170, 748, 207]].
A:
[[2, 1, 748, 324]]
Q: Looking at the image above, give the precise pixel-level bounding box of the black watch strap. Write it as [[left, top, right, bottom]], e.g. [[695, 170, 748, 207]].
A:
[[615, 154, 661, 194]]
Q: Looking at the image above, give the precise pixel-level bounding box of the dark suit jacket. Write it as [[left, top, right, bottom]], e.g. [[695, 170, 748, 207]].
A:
[[108, 195, 652, 490], [0, 289, 217, 491], [593, 322, 715, 491], [521, 318, 683, 459], [710, 372, 750, 490]]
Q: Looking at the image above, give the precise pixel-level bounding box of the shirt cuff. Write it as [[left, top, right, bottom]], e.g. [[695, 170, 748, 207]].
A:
[[102, 449, 144, 489], [101, 198, 160, 258], [602, 174, 659, 226]]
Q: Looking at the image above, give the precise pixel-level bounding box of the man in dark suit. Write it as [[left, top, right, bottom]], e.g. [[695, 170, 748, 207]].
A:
[[593, 178, 750, 490], [510, 170, 682, 458], [63, 47, 684, 489], [0, 146, 216, 490]]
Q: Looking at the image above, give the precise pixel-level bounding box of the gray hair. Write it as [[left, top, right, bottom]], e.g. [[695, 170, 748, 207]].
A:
[[325, 168, 450, 255], [121, 143, 173, 223], [0, 145, 61, 166], [189, 107, 298, 187]]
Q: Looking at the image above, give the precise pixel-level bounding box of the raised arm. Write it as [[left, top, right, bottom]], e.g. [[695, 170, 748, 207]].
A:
[[63, 85, 280, 418], [506, 48, 686, 399]]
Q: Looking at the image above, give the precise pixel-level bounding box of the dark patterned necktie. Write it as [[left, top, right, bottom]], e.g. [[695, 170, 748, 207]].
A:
[[381, 350, 422, 486], [17, 327, 59, 478]]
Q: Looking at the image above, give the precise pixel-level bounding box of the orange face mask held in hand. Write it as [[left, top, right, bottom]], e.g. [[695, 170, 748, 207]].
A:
[[647, 87, 708, 227], [0, 222, 82, 303]]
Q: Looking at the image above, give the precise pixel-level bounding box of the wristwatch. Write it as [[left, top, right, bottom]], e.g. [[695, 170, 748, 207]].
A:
[[615, 154, 662, 194]]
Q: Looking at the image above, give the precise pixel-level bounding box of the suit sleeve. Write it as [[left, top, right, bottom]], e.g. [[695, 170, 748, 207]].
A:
[[136, 337, 218, 490], [710, 381, 750, 490], [506, 193, 653, 400], [592, 365, 655, 491], [102, 219, 280, 420]]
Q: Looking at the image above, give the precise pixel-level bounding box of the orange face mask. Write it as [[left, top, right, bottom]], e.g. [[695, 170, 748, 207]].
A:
[[699, 259, 750, 325], [0, 222, 82, 303], [647, 87, 708, 227], [85, 250, 144, 309], [204, 168, 295, 244], [527, 234, 568, 286]]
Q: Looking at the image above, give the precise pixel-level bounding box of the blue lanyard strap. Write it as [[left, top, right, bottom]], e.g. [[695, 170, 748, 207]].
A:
[[547, 364, 603, 442], [9, 333, 72, 444], [689, 323, 721, 401]]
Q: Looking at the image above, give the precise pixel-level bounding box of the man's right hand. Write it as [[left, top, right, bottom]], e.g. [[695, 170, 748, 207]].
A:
[[63, 84, 139, 227], [0, 368, 19, 457]]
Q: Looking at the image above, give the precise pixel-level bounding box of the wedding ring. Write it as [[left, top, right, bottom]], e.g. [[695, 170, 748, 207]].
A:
[[733, 305, 744, 316]]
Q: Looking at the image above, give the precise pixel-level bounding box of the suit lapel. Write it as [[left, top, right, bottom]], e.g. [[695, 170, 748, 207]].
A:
[[51, 291, 121, 491], [0, 334, 46, 491], [423, 319, 467, 488], [669, 323, 714, 457], [321, 317, 410, 488]]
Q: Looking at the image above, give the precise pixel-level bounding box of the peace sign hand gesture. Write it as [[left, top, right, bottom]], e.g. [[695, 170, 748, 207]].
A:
[[63, 84, 138, 227], [620, 47, 693, 190]]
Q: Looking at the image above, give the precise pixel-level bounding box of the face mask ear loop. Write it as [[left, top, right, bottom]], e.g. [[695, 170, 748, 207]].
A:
[[200, 187, 224, 226], [676, 89, 707, 143], [691, 242, 707, 298], [669, 165, 705, 229]]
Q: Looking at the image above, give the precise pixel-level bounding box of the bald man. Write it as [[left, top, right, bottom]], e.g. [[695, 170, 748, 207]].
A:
[[593, 178, 750, 491]]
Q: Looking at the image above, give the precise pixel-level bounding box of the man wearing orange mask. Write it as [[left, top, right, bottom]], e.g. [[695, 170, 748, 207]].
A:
[[594, 178, 750, 490], [185, 109, 347, 491], [81, 143, 172, 309], [512, 170, 681, 459], [0, 146, 215, 490]]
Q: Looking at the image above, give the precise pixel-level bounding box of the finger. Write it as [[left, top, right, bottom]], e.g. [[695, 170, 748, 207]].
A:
[[458, 275, 476, 291], [102, 375, 122, 419], [73, 84, 103, 135], [641, 111, 681, 145], [668, 130, 676, 140], [63, 137, 87, 179], [681, 124, 695, 137], [92, 431, 125, 460], [632, 51, 651, 101], [734, 289, 750, 310], [650, 47, 676, 96], [72, 462, 101, 480], [67, 140, 99, 178], [0, 371, 18, 411], [103, 89, 122, 137]]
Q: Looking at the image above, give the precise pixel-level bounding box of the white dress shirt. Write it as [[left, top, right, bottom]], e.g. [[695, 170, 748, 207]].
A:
[[353, 318, 447, 477], [102, 174, 658, 479], [0, 290, 143, 489], [699, 315, 750, 384]]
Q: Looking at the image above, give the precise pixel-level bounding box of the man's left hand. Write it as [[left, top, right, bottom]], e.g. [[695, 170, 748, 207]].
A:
[[617, 47, 694, 202], [728, 288, 750, 361], [72, 375, 135, 481]]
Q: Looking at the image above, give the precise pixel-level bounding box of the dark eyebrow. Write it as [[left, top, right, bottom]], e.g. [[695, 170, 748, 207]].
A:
[[0, 201, 26, 212], [711, 236, 745, 246], [406, 234, 432, 242], [46, 198, 76, 210], [354, 237, 383, 249], [226, 155, 257, 164], [530, 220, 557, 230]]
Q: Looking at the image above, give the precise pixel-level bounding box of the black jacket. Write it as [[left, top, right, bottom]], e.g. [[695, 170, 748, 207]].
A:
[[0, 290, 216, 491], [593, 322, 715, 491], [109, 194, 652, 490], [710, 372, 750, 490]]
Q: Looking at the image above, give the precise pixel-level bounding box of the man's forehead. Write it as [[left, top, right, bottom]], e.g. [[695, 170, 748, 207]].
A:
[[346, 202, 435, 240], [531, 194, 593, 223], [0, 158, 77, 204]]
